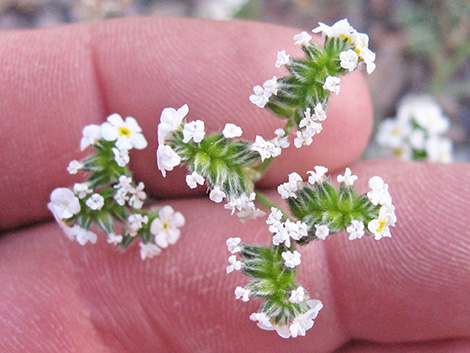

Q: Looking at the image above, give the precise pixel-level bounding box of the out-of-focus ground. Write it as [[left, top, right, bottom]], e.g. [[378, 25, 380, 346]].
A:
[[1, 0, 469, 160]]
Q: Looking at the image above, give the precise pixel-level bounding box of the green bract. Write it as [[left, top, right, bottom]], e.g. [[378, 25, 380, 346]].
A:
[[267, 37, 354, 123], [167, 131, 260, 196], [287, 181, 381, 243]]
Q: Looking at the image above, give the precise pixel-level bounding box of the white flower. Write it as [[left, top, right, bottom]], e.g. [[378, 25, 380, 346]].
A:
[[73, 182, 92, 199], [367, 176, 392, 206], [224, 194, 250, 215], [249, 312, 272, 328], [263, 76, 279, 97], [249, 312, 291, 339], [272, 226, 291, 247], [209, 185, 226, 203], [112, 147, 130, 167], [139, 242, 162, 260], [282, 250, 302, 269], [315, 224, 330, 240], [266, 207, 283, 226], [323, 76, 340, 95], [289, 286, 305, 303], [48, 202, 97, 245], [226, 255, 242, 273], [307, 166, 328, 185], [340, 49, 358, 71], [353, 31, 376, 74], [250, 135, 278, 161], [289, 300, 323, 338], [312, 19, 375, 74], [293, 31, 312, 46], [249, 312, 276, 334], [222, 123, 243, 138], [337, 167, 358, 186], [312, 19, 375, 73], [314, 102, 327, 121], [346, 220, 365, 240], [114, 189, 128, 206], [67, 160, 83, 174], [72, 225, 98, 245], [277, 172, 302, 199], [272, 219, 308, 247], [293, 130, 313, 148], [296, 105, 327, 145], [49, 188, 81, 220], [376, 118, 412, 149], [299, 119, 322, 139], [409, 129, 426, 150], [129, 190, 145, 209], [250, 300, 323, 339], [234, 286, 250, 302], [128, 182, 146, 209], [236, 203, 266, 221], [157, 145, 181, 177], [150, 205, 185, 248], [107, 232, 123, 245], [272, 128, 290, 149], [299, 108, 323, 137], [86, 193, 105, 211], [186, 171, 205, 189], [398, 95, 449, 135], [101, 114, 147, 151], [275, 50, 291, 68], [48, 205, 75, 240], [249, 85, 269, 108], [226, 237, 242, 254], [382, 203, 397, 227], [313, 18, 354, 39], [182, 120, 205, 143], [368, 205, 395, 240], [80, 124, 101, 151], [158, 104, 189, 145], [113, 175, 133, 205], [293, 222, 309, 240], [426, 136, 453, 163], [114, 175, 133, 192], [127, 213, 149, 236]]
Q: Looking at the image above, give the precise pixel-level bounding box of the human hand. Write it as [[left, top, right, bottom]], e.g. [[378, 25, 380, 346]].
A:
[[0, 17, 469, 353]]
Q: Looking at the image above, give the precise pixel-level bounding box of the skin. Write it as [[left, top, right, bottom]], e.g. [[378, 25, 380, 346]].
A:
[[0, 17, 469, 353]]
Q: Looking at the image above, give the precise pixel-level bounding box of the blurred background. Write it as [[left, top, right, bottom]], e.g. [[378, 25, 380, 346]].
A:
[[0, 0, 469, 160]]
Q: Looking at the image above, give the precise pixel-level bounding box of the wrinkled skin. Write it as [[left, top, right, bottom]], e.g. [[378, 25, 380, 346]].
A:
[[0, 17, 469, 353]]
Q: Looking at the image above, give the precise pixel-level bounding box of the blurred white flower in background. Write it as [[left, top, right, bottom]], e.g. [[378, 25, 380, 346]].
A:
[[375, 95, 453, 163]]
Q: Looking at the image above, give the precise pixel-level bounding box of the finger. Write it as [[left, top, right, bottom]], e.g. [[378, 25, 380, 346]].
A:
[[0, 226, 110, 352], [325, 161, 470, 343], [0, 17, 372, 231], [336, 338, 470, 353], [1, 162, 469, 352]]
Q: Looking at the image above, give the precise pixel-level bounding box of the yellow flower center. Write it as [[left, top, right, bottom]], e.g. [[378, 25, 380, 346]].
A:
[[391, 126, 402, 136], [162, 222, 169, 231], [393, 147, 404, 157], [118, 126, 131, 137], [376, 219, 387, 233], [340, 34, 353, 42]]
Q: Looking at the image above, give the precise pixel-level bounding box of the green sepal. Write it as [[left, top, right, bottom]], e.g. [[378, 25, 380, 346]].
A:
[[76, 213, 94, 230], [95, 213, 114, 234], [240, 244, 308, 324], [265, 36, 356, 124], [287, 180, 381, 244], [169, 132, 260, 196]]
